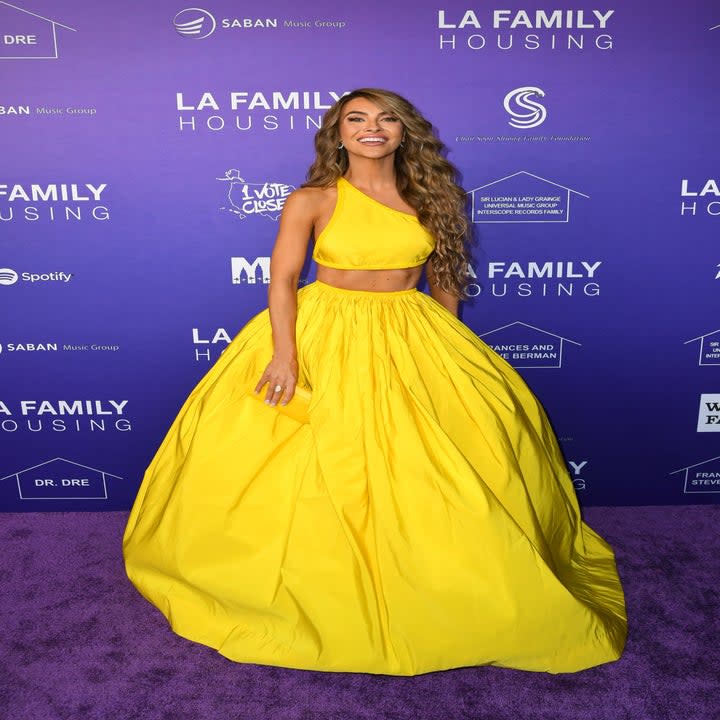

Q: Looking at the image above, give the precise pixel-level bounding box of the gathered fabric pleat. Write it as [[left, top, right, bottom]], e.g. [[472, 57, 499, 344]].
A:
[[123, 279, 627, 676]]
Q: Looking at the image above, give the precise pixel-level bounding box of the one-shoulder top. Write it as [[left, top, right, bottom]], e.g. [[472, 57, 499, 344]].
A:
[[311, 177, 436, 270]]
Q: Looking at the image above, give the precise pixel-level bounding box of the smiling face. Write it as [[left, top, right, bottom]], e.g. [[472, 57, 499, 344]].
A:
[[337, 96, 405, 160]]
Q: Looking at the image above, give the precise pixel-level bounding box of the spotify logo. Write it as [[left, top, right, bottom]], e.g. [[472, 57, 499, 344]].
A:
[[0, 268, 19, 285]]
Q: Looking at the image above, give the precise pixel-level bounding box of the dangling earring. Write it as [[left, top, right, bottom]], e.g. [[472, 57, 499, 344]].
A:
[[337, 141, 344, 150]]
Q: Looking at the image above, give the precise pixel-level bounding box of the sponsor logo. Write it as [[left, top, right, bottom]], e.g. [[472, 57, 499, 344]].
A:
[[465, 260, 602, 298], [436, 8, 615, 52], [0, 267, 73, 285], [680, 178, 720, 217], [192, 327, 232, 362], [504, 86, 546, 129], [0, 458, 121, 501], [670, 456, 720, 493], [0, 342, 120, 353], [176, 90, 348, 134], [231, 256, 271, 285], [684, 329, 720, 366], [0, 341, 57, 352], [217, 172, 294, 220], [0, 182, 110, 222], [568, 459, 588, 491], [0, 105, 29, 115], [60, 343, 120, 352], [37, 106, 97, 117], [0, 267, 18, 285], [467, 171, 589, 223], [0, 2, 76, 60], [230, 256, 310, 287], [697, 393, 720, 432], [456, 134, 590, 144], [480, 321, 580, 368], [0, 105, 96, 117], [173, 7, 217, 38], [0, 399, 132, 433], [172, 7, 347, 39]]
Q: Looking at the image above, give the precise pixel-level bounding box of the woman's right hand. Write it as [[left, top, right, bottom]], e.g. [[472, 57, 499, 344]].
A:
[[254, 354, 299, 406]]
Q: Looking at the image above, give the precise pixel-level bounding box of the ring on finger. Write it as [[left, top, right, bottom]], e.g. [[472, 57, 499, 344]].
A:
[[273, 384, 283, 393]]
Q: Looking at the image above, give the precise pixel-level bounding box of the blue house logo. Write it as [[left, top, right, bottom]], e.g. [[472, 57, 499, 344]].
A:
[[0, 2, 76, 60], [467, 170, 589, 224], [670, 456, 720, 494], [480, 321, 581, 369], [684, 329, 720, 366], [0, 457, 122, 500]]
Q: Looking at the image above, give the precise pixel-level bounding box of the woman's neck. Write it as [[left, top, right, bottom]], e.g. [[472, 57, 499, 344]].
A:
[[344, 157, 397, 189]]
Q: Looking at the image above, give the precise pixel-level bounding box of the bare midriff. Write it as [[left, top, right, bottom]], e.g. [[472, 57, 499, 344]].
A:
[[311, 184, 428, 291], [315, 264, 424, 292]]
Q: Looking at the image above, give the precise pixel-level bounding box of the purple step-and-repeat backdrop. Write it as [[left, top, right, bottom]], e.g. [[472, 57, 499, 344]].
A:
[[1, 1, 718, 511]]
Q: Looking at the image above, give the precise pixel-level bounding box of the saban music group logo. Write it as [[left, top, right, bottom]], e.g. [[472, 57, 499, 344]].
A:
[[0, 341, 120, 353], [171, 6, 345, 39], [0, 104, 96, 117], [173, 8, 218, 38]]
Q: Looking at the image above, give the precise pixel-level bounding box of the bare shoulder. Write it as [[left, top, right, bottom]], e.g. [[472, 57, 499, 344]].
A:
[[283, 186, 334, 214], [280, 186, 336, 237]]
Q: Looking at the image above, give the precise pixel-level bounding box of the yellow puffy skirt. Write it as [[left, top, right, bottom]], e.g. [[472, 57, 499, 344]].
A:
[[122, 279, 627, 675]]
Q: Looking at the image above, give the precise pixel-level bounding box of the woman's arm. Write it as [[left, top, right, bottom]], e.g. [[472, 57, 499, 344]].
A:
[[425, 261, 460, 318], [254, 189, 316, 406]]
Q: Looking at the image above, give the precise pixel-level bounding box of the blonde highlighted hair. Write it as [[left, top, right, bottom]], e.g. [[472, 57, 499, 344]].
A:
[[302, 88, 472, 298]]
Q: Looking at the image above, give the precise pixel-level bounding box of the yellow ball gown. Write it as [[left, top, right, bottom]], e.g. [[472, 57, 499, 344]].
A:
[[123, 177, 627, 675]]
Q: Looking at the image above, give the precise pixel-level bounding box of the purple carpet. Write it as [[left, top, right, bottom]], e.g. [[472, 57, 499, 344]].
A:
[[1, 506, 718, 720]]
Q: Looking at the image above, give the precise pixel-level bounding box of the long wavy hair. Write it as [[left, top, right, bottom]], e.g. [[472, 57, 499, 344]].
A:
[[302, 88, 472, 299]]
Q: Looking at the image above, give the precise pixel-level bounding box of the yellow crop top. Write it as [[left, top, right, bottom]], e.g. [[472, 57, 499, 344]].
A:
[[312, 177, 436, 270]]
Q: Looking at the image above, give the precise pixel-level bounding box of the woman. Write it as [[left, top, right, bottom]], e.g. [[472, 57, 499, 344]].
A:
[[123, 88, 627, 676]]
